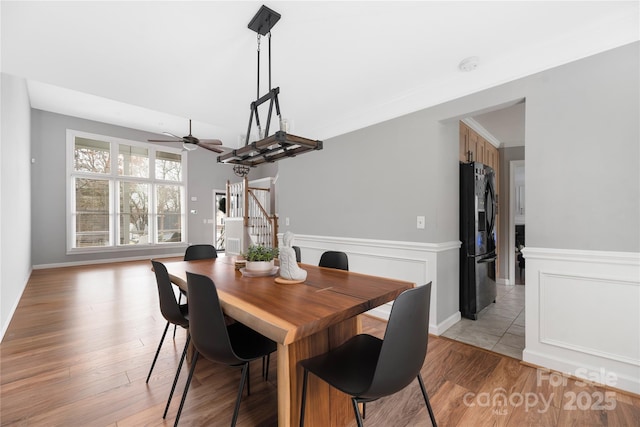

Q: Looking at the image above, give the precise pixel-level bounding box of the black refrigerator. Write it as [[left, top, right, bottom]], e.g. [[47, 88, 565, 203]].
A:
[[460, 161, 497, 320]]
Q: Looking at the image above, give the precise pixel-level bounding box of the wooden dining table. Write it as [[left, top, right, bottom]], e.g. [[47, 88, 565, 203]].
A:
[[162, 255, 413, 427]]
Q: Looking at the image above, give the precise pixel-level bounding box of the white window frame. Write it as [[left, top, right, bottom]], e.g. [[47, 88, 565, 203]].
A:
[[66, 129, 188, 254]]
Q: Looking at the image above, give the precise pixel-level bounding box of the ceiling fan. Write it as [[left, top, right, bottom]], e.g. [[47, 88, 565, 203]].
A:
[[148, 119, 223, 153]]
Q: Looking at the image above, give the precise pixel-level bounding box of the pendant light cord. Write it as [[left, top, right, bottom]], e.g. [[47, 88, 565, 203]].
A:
[[268, 32, 272, 90], [256, 34, 261, 100], [256, 33, 275, 97]]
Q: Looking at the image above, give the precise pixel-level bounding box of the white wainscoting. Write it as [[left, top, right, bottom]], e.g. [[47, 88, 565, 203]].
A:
[[224, 218, 244, 255], [278, 233, 461, 336], [522, 247, 640, 395]]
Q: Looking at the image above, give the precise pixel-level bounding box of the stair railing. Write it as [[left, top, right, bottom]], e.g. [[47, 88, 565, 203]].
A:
[[247, 188, 276, 248], [226, 177, 278, 249]]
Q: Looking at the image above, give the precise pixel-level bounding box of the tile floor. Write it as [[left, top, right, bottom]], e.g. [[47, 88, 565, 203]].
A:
[[442, 282, 526, 359]]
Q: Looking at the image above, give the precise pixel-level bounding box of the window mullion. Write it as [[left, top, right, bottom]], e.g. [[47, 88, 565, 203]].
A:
[[150, 183, 157, 244], [110, 179, 116, 247]]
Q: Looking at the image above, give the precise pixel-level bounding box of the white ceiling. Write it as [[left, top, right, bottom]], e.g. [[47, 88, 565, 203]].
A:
[[2, 1, 638, 149], [473, 101, 526, 147]]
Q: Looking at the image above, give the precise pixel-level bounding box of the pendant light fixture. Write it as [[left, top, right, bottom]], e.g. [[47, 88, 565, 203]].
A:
[[217, 5, 323, 170]]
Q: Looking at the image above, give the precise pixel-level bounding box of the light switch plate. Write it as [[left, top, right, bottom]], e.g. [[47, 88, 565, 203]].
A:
[[417, 216, 425, 229]]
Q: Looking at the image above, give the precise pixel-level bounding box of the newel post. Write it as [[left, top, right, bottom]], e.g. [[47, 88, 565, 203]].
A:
[[243, 176, 249, 227]]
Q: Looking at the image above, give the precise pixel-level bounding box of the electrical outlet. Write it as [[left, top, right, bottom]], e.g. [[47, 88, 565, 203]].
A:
[[285, 217, 290, 226], [417, 216, 425, 229]]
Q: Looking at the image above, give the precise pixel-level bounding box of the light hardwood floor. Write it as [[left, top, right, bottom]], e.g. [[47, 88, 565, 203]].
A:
[[2, 259, 639, 426]]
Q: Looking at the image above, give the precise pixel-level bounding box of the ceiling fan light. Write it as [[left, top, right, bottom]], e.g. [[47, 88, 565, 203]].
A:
[[182, 142, 197, 151]]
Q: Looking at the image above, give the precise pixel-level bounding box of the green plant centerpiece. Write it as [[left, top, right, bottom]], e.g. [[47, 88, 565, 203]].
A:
[[244, 245, 279, 273]]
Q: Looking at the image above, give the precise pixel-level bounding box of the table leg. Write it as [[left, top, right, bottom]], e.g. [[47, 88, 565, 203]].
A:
[[277, 317, 360, 427]]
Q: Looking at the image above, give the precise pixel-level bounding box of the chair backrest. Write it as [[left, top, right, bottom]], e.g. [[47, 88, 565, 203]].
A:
[[184, 244, 217, 261], [292, 246, 302, 263], [363, 282, 432, 399], [185, 272, 242, 366], [150, 260, 189, 328], [318, 251, 349, 271]]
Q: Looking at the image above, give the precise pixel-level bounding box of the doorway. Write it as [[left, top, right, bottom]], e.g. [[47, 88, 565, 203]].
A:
[[214, 190, 227, 252], [509, 160, 525, 285], [442, 101, 526, 360]]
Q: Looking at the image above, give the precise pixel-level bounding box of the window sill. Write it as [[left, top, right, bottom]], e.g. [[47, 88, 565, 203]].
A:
[[66, 243, 188, 255]]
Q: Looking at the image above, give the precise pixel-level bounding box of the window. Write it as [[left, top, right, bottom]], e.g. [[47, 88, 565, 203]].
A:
[[67, 130, 187, 252]]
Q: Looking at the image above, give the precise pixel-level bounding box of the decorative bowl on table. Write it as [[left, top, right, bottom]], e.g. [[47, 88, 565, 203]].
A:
[[240, 265, 279, 277], [245, 260, 275, 273]]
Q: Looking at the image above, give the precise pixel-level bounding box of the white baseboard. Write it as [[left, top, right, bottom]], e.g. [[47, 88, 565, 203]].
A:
[[431, 311, 462, 336], [523, 348, 640, 396], [1, 267, 32, 342], [33, 252, 184, 269], [522, 247, 640, 395], [366, 299, 461, 337]]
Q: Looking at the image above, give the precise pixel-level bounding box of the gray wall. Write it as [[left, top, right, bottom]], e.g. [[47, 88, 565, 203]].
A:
[[30, 110, 273, 266], [525, 43, 639, 251], [277, 111, 459, 243], [1, 73, 32, 338], [278, 42, 639, 253]]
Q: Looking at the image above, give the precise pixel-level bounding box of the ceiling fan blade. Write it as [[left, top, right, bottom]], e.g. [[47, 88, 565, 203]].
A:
[[162, 131, 182, 139], [198, 143, 225, 153], [152, 120, 220, 150]]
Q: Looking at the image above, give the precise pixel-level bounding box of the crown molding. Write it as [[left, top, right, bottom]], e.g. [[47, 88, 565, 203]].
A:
[[462, 118, 501, 148]]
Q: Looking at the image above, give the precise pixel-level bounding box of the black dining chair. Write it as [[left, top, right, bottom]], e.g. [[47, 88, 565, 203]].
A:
[[147, 260, 191, 418], [298, 282, 437, 427], [318, 250, 349, 271], [175, 244, 217, 337], [184, 244, 217, 261], [292, 245, 302, 263], [170, 272, 277, 427]]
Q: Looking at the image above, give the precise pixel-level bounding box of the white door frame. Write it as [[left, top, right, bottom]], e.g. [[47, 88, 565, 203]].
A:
[[508, 160, 525, 285], [213, 189, 226, 250]]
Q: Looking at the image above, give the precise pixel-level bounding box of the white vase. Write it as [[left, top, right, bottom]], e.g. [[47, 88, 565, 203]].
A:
[[245, 260, 274, 273]]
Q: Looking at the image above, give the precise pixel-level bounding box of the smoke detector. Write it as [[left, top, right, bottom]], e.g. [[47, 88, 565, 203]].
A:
[[459, 56, 479, 72]]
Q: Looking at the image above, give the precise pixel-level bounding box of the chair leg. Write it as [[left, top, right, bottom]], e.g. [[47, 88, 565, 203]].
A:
[[262, 353, 271, 381], [163, 333, 190, 419], [417, 374, 437, 427], [174, 293, 182, 339], [246, 362, 251, 396], [231, 363, 249, 427], [174, 351, 200, 427], [362, 401, 366, 419], [351, 397, 364, 427], [299, 369, 309, 427], [146, 321, 170, 383]]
